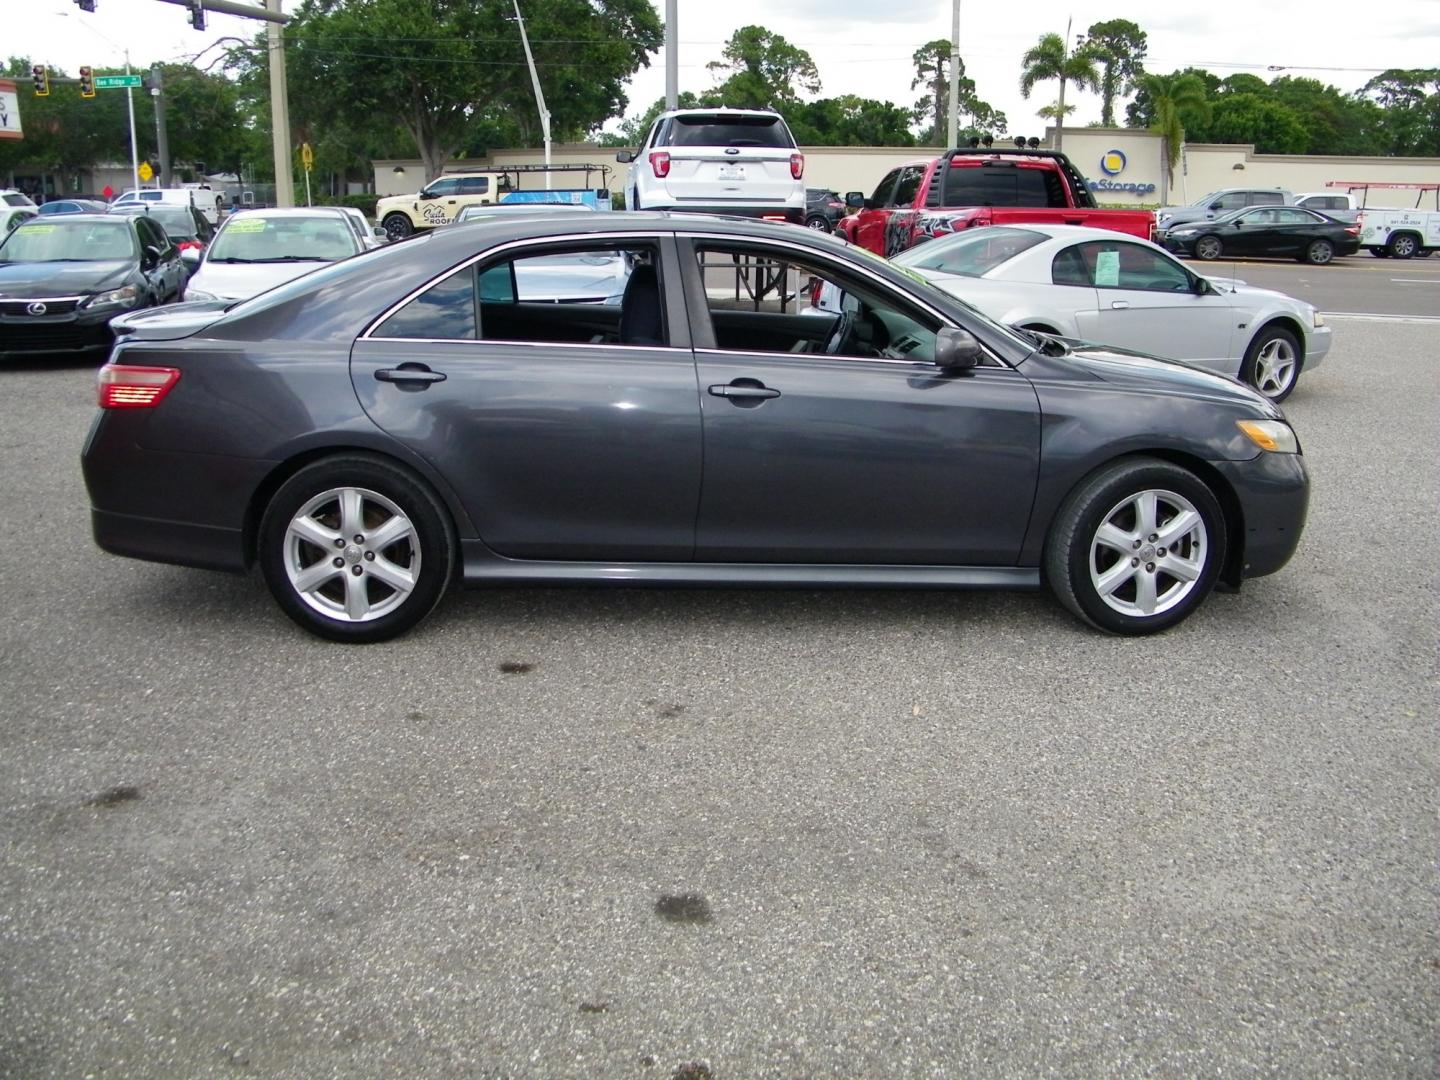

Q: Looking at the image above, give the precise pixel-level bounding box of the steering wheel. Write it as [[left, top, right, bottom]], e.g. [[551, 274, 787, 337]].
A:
[[822, 310, 855, 355]]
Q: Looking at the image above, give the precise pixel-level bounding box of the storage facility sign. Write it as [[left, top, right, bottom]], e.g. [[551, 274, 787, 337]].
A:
[[0, 80, 22, 141]]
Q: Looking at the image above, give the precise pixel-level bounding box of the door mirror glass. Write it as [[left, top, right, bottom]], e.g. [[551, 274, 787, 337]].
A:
[[933, 327, 982, 369], [845, 191, 866, 210], [615, 150, 635, 164]]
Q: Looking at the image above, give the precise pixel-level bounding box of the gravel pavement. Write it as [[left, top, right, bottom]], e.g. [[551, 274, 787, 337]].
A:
[[1, 320, 1435, 1079]]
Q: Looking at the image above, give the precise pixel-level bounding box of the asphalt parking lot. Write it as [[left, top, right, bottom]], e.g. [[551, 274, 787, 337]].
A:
[[1, 302, 1436, 1077]]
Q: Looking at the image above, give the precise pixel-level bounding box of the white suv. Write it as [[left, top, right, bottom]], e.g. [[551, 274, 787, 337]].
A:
[[616, 108, 805, 224]]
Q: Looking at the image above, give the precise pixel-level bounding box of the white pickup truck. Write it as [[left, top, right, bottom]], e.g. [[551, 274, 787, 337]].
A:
[[1357, 209, 1439, 259], [1293, 192, 1362, 224]]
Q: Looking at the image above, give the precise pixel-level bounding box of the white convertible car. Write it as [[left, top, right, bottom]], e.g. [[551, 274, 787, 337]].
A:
[[888, 224, 1330, 402]]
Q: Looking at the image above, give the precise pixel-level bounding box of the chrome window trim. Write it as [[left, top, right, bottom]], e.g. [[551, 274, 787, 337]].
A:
[[693, 347, 1021, 372], [359, 230, 669, 341], [361, 336, 686, 354]]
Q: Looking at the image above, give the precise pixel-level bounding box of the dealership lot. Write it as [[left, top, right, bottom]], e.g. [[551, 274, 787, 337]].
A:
[[0, 309, 1435, 1076]]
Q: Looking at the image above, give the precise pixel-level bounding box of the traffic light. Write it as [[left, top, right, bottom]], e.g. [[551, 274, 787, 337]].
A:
[[78, 66, 95, 98], [32, 65, 49, 96], [187, 0, 206, 30]]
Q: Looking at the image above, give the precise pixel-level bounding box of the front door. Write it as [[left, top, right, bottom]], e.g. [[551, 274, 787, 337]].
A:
[[681, 237, 1040, 565]]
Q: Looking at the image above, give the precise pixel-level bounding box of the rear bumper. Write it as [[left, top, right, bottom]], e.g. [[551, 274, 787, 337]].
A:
[[92, 509, 247, 573]]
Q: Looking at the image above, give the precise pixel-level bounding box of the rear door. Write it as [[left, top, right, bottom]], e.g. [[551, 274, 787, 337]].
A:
[[654, 113, 797, 208]]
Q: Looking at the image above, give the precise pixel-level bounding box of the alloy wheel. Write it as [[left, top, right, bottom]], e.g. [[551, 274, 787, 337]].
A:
[[1251, 337, 1297, 398], [1089, 489, 1207, 618], [282, 486, 420, 622]]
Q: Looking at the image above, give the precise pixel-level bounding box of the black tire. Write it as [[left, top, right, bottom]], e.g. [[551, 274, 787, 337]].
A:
[[1388, 233, 1419, 259], [258, 455, 455, 643], [805, 214, 832, 233], [382, 213, 414, 241], [1304, 239, 1334, 265], [1193, 235, 1223, 261], [1044, 457, 1226, 635], [1240, 325, 1302, 403], [1368, 247, 1389, 258], [1417, 249, 1433, 258]]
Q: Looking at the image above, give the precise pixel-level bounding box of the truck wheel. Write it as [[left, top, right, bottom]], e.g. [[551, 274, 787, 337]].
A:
[[1193, 235, 1223, 261], [382, 214, 414, 242], [1388, 233, 1419, 259], [1304, 239, 1334, 265]]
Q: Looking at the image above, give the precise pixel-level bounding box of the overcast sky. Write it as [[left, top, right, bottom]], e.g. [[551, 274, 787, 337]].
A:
[[9, 0, 1438, 141]]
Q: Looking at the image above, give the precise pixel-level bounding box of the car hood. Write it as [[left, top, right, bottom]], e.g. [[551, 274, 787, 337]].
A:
[[187, 260, 328, 301], [1156, 207, 1215, 227], [0, 260, 135, 298], [1046, 341, 1282, 418]]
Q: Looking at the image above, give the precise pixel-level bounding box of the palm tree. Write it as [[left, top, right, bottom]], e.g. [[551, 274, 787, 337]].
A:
[[1018, 26, 1099, 150], [1138, 71, 1212, 187], [1076, 19, 1148, 127]]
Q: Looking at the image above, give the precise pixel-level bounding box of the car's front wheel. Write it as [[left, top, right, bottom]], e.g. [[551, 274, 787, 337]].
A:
[[1193, 235, 1223, 261], [258, 455, 455, 642], [1304, 239, 1334, 265], [1241, 325, 1301, 402], [382, 213, 414, 241], [1045, 458, 1225, 635]]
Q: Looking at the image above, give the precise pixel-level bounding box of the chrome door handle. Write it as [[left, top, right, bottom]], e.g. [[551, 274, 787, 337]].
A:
[[708, 383, 780, 399], [1111, 301, 1130, 310], [375, 365, 447, 384]]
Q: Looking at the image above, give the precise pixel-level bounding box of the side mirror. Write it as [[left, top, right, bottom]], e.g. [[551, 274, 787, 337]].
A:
[[845, 191, 867, 210], [1209, 202, 1222, 211], [934, 327, 982, 369], [143, 244, 162, 266], [615, 150, 635, 164], [372, 226, 387, 239], [1192, 276, 1213, 296], [1233, 220, 1244, 227], [180, 248, 201, 267], [418, 190, 435, 201]]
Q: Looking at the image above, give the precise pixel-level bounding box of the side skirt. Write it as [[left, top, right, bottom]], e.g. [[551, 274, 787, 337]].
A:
[[459, 541, 1040, 590]]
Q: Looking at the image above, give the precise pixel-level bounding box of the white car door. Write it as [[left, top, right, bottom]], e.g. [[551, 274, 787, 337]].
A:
[[1063, 239, 1236, 367]]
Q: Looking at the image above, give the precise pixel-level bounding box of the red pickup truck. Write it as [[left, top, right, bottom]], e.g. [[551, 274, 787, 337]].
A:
[[837, 146, 1156, 257]]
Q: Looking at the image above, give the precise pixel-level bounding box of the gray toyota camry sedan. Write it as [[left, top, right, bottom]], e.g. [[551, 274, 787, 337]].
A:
[[81, 214, 1309, 642]]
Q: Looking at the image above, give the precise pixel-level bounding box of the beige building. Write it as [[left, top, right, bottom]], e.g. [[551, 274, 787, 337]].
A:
[[374, 131, 1440, 212]]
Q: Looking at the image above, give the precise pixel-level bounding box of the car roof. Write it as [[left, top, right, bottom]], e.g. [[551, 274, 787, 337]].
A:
[[658, 107, 785, 119]]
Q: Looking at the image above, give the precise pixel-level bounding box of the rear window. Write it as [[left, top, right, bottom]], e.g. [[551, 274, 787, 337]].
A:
[[941, 164, 1068, 208], [658, 114, 794, 149]]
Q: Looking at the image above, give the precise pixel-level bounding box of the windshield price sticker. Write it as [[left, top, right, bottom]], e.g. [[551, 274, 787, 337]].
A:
[[1094, 249, 1121, 287], [226, 219, 268, 234], [21, 223, 57, 234]]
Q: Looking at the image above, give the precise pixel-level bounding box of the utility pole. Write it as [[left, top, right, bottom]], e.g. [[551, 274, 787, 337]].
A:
[[266, 0, 294, 206], [1054, 15, 1072, 152], [512, 0, 551, 187], [945, 0, 960, 148], [149, 67, 172, 188], [664, 0, 677, 111], [124, 50, 140, 191]]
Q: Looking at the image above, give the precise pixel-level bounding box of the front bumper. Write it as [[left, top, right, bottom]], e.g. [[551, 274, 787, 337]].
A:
[[1303, 324, 1332, 372], [1215, 451, 1310, 580], [0, 310, 119, 360]]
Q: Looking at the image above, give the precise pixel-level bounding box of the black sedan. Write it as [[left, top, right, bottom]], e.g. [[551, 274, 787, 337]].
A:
[[83, 214, 1309, 642], [1160, 205, 1360, 265], [0, 214, 186, 361]]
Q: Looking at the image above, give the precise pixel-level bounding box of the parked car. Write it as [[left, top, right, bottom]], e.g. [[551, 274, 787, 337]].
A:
[[1, 189, 38, 208], [888, 224, 1329, 402], [1357, 208, 1440, 259], [83, 214, 1308, 642], [109, 187, 221, 225], [1155, 187, 1293, 230], [452, 203, 595, 224], [1293, 192, 1362, 225], [804, 188, 846, 232], [38, 198, 109, 216], [0, 205, 39, 236], [0, 213, 185, 361], [837, 146, 1154, 257], [182, 208, 364, 303], [108, 203, 216, 268], [615, 108, 806, 223], [1159, 205, 1360, 265]]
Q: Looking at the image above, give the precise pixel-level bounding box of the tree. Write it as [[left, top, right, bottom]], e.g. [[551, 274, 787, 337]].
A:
[[242, 0, 663, 181], [1019, 31, 1098, 150], [1136, 71, 1212, 186], [1076, 19, 1146, 127], [1209, 94, 1310, 154], [595, 92, 708, 148], [790, 96, 916, 147], [908, 39, 1006, 144], [705, 26, 820, 111], [1268, 76, 1380, 155], [1358, 69, 1440, 155]]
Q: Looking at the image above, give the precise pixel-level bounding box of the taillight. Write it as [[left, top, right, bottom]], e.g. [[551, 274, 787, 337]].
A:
[[649, 151, 670, 178], [1345, 225, 1360, 235], [790, 153, 805, 180], [176, 239, 203, 251], [98, 365, 180, 409]]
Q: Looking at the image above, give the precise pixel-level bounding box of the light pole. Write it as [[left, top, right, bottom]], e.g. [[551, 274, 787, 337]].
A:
[[946, 0, 960, 148], [512, 0, 552, 188]]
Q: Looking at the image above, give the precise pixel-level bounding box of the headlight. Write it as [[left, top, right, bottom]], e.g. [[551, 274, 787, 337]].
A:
[[86, 284, 140, 308], [1237, 419, 1300, 454], [1311, 309, 1325, 328], [184, 287, 218, 301], [1157, 213, 1172, 225]]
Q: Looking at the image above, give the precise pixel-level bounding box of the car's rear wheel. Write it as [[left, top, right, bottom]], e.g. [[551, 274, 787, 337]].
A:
[[1193, 235, 1223, 261], [1241, 325, 1301, 402], [1388, 233, 1418, 259], [259, 455, 454, 643], [1304, 239, 1334, 265], [1045, 458, 1225, 635], [382, 213, 414, 241], [806, 215, 832, 232]]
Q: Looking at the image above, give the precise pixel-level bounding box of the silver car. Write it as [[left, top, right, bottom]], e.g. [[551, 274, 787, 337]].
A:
[[183, 208, 365, 303], [891, 225, 1330, 402]]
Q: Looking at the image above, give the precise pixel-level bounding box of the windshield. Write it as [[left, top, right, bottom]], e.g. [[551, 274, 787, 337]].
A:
[[142, 209, 199, 238], [895, 227, 1047, 277], [208, 215, 359, 263], [0, 220, 136, 262]]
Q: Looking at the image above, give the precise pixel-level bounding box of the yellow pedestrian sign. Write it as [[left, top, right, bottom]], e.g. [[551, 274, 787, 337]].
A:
[[301, 143, 314, 171], [137, 161, 154, 183]]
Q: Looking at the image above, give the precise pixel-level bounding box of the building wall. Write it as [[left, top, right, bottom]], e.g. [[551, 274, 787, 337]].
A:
[[375, 136, 1440, 212]]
